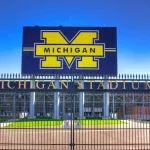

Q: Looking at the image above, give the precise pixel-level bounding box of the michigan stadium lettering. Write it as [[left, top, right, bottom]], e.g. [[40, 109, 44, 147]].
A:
[[0, 80, 150, 90]]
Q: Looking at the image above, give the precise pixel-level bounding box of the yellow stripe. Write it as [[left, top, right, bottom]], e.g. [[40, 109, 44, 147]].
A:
[[105, 49, 116, 52], [23, 50, 34, 52], [23, 47, 34, 52]]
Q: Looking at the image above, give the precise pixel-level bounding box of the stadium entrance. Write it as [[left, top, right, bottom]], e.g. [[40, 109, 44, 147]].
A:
[[0, 76, 150, 150], [0, 26, 150, 150]]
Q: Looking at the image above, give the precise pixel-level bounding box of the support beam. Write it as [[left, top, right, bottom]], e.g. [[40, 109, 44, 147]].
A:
[[43, 94, 46, 117], [142, 93, 145, 120], [63, 93, 65, 119], [54, 77, 60, 119], [23, 94, 26, 118], [13, 94, 16, 119], [29, 78, 35, 118], [132, 93, 135, 119], [103, 79, 109, 118], [79, 80, 84, 119], [123, 93, 125, 119], [112, 93, 115, 119], [92, 93, 95, 117]]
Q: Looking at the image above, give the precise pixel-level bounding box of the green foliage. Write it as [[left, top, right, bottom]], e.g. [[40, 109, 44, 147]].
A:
[[0, 118, 8, 123]]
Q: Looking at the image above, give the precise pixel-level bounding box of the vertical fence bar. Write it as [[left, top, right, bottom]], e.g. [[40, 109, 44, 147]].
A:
[[70, 74, 75, 150]]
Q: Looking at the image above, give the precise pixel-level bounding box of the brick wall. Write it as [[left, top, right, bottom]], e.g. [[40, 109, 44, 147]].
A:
[[118, 106, 150, 119], [126, 106, 150, 115]]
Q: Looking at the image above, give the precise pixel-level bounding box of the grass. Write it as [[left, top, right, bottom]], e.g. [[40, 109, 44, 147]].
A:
[[78, 119, 127, 125], [5, 118, 126, 128], [6, 118, 63, 128]]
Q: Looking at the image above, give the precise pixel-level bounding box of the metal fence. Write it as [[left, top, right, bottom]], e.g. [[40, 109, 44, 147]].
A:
[[0, 91, 150, 150]]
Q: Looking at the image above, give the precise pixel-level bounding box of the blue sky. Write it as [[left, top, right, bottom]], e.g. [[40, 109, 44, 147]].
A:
[[0, 0, 150, 74]]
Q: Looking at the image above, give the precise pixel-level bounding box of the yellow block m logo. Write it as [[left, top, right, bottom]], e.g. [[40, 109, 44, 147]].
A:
[[34, 30, 105, 69]]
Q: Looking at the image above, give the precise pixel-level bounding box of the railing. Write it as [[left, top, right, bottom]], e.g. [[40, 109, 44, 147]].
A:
[[0, 73, 150, 80]]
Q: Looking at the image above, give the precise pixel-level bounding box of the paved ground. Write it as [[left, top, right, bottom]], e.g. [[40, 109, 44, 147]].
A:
[[0, 120, 150, 150]]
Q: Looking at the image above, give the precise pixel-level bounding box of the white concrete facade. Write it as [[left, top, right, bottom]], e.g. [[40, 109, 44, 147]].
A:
[[29, 79, 35, 118], [54, 79, 60, 119]]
